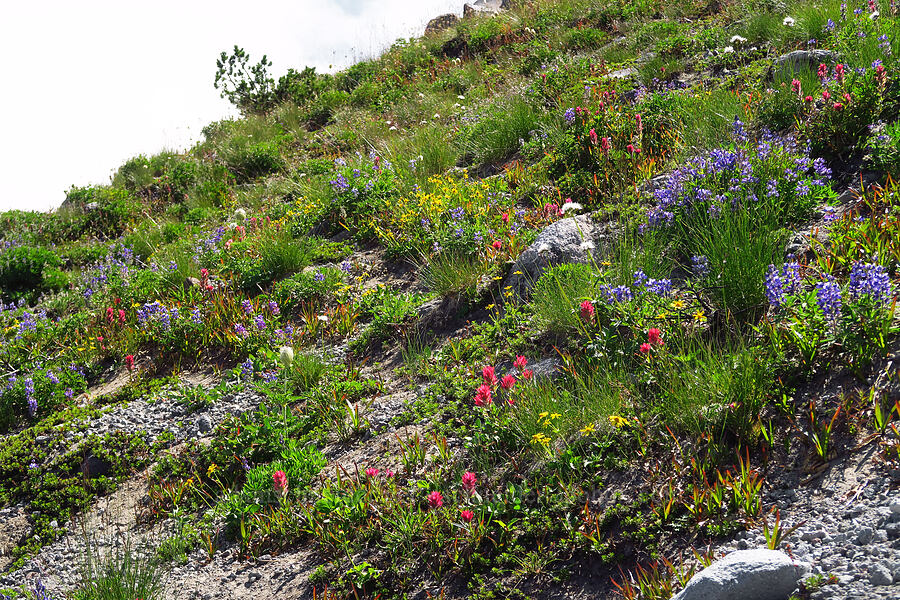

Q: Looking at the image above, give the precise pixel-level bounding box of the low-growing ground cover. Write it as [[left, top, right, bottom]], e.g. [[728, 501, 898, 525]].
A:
[[0, 0, 899, 598]]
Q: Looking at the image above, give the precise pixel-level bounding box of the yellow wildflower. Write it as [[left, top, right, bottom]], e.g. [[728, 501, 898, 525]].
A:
[[693, 310, 707, 323], [672, 299, 686, 309], [608, 415, 629, 428]]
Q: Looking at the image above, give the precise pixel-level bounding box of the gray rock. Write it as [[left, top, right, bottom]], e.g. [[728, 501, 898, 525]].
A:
[[608, 67, 636, 80], [673, 549, 809, 600], [502, 215, 599, 300], [425, 13, 458, 35], [774, 50, 836, 75], [869, 563, 893, 586], [80, 454, 113, 479], [890, 498, 900, 515], [856, 526, 875, 545], [197, 414, 213, 434]]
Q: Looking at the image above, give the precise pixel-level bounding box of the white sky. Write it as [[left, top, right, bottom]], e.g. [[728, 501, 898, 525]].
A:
[[0, 0, 463, 212]]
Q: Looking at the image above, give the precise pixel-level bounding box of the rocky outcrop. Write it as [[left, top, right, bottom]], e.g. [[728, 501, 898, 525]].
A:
[[502, 215, 601, 300], [774, 49, 836, 76], [425, 13, 459, 35], [674, 549, 809, 600], [464, 0, 509, 18]]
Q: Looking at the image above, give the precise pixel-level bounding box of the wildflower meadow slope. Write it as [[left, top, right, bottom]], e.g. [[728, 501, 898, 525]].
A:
[[0, 1, 899, 599]]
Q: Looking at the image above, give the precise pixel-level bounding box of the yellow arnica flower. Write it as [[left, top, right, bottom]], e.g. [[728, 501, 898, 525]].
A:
[[608, 415, 629, 428], [207, 463, 218, 477], [693, 310, 707, 323], [672, 300, 686, 309], [580, 423, 596, 435]]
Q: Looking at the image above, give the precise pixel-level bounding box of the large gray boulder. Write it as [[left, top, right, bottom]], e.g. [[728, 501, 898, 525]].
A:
[[774, 50, 836, 75], [425, 13, 459, 35], [503, 215, 599, 300], [674, 549, 810, 600]]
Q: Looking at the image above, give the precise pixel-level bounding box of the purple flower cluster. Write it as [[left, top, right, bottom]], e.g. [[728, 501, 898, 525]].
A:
[[848, 262, 892, 303], [25, 377, 36, 417], [330, 173, 350, 193], [241, 299, 254, 315], [691, 255, 710, 278], [816, 276, 843, 321], [240, 359, 254, 379], [765, 259, 802, 307]]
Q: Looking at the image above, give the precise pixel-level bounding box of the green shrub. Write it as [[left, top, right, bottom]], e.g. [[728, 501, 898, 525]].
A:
[[272, 267, 343, 312], [0, 246, 64, 299], [867, 120, 900, 176], [462, 97, 547, 166], [73, 533, 167, 600], [531, 263, 598, 334], [420, 251, 485, 299], [563, 27, 607, 51], [61, 186, 138, 240]]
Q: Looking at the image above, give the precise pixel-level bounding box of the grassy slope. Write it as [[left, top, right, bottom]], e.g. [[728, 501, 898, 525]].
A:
[[0, 0, 899, 598]]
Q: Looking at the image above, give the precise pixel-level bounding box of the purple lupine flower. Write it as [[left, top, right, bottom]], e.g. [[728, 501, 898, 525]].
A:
[[610, 285, 633, 302], [563, 108, 576, 124], [240, 359, 254, 379], [812, 158, 831, 179], [314, 271, 325, 282], [765, 265, 785, 306], [633, 270, 649, 288], [254, 315, 266, 330], [19, 312, 37, 332], [191, 308, 203, 324], [234, 323, 248, 337], [848, 262, 892, 303], [691, 255, 709, 278], [268, 301, 280, 315], [647, 278, 673, 296], [341, 260, 352, 273], [782, 258, 802, 296], [65, 388, 74, 400], [816, 276, 843, 321], [46, 371, 59, 385], [241, 299, 253, 315], [330, 173, 350, 193], [450, 206, 465, 221]]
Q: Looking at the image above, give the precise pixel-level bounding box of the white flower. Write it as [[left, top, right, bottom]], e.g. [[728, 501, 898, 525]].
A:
[[420, 120, 428, 125], [389, 125, 397, 131], [457, 95, 465, 100], [869, 10, 879, 19], [418, 92, 425, 98], [317, 315, 329, 323], [560, 202, 583, 214], [279, 346, 294, 368], [730, 35, 747, 44], [233, 208, 247, 221], [723, 46, 734, 54], [226, 222, 238, 230], [433, 113, 441, 119], [783, 16, 795, 26], [579, 240, 595, 251]]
